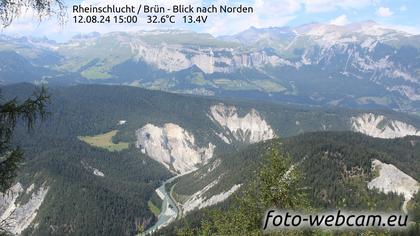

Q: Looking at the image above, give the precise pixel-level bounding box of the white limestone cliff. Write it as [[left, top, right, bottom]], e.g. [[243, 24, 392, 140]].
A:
[[131, 42, 283, 74], [368, 159, 419, 212], [0, 183, 49, 235], [351, 113, 420, 139], [136, 123, 215, 174], [209, 103, 276, 143]]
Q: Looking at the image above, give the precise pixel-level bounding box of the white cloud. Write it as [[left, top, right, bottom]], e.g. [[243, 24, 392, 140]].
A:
[[330, 14, 349, 26], [204, 0, 301, 36], [383, 24, 420, 35], [376, 7, 394, 17]]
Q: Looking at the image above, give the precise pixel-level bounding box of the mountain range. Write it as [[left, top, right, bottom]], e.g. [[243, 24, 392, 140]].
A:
[[1, 21, 419, 116]]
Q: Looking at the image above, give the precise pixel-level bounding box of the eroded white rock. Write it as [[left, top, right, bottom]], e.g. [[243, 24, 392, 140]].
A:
[[81, 161, 105, 177], [368, 159, 419, 212], [198, 184, 241, 210], [136, 123, 215, 174], [182, 177, 241, 214], [209, 103, 276, 143], [131, 41, 283, 74], [0, 183, 49, 235], [93, 169, 105, 177], [351, 113, 420, 139]]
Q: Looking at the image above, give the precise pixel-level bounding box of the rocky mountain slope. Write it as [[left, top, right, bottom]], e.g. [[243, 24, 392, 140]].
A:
[[368, 159, 419, 212], [0, 183, 49, 235], [208, 103, 276, 144], [351, 113, 420, 138]]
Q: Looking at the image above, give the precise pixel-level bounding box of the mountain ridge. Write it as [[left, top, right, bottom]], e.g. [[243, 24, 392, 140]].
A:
[[1, 21, 419, 115]]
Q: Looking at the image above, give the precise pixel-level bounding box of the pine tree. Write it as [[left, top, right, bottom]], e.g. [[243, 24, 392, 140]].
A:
[[0, 86, 49, 193]]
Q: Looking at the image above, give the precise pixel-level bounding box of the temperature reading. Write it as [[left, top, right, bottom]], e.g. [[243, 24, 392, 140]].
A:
[[147, 15, 176, 24], [183, 15, 208, 23], [71, 4, 252, 25]]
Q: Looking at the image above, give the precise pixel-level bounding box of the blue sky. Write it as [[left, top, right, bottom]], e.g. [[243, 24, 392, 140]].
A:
[[1, 0, 419, 41]]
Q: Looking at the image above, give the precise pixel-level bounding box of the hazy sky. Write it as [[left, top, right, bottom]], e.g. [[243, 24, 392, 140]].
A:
[[1, 0, 419, 41]]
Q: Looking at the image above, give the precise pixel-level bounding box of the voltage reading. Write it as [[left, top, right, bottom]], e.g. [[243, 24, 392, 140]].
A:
[[183, 15, 208, 23]]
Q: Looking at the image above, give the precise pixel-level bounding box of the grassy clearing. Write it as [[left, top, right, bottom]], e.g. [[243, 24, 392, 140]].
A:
[[78, 130, 129, 152], [81, 66, 112, 80], [213, 79, 255, 91], [251, 80, 286, 92], [356, 96, 391, 106], [148, 201, 161, 217], [140, 33, 240, 48]]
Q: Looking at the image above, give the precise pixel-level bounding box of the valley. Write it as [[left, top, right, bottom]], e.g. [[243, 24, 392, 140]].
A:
[[1, 82, 419, 235]]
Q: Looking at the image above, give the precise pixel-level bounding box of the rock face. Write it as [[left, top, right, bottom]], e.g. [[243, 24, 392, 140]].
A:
[[182, 177, 241, 214], [368, 159, 419, 212], [351, 113, 420, 139], [209, 103, 276, 143], [0, 183, 49, 235], [131, 40, 282, 74], [136, 123, 215, 174]]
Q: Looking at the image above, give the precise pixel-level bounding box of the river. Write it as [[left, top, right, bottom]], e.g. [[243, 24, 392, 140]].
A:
[[144, 176, 181, 235]]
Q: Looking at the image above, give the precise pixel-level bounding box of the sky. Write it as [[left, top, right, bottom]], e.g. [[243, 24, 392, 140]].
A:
[[1, 0, 419, 42]]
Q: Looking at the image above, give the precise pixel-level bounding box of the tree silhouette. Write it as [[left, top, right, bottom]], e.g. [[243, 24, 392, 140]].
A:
[[0, 0, 66, 27]]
